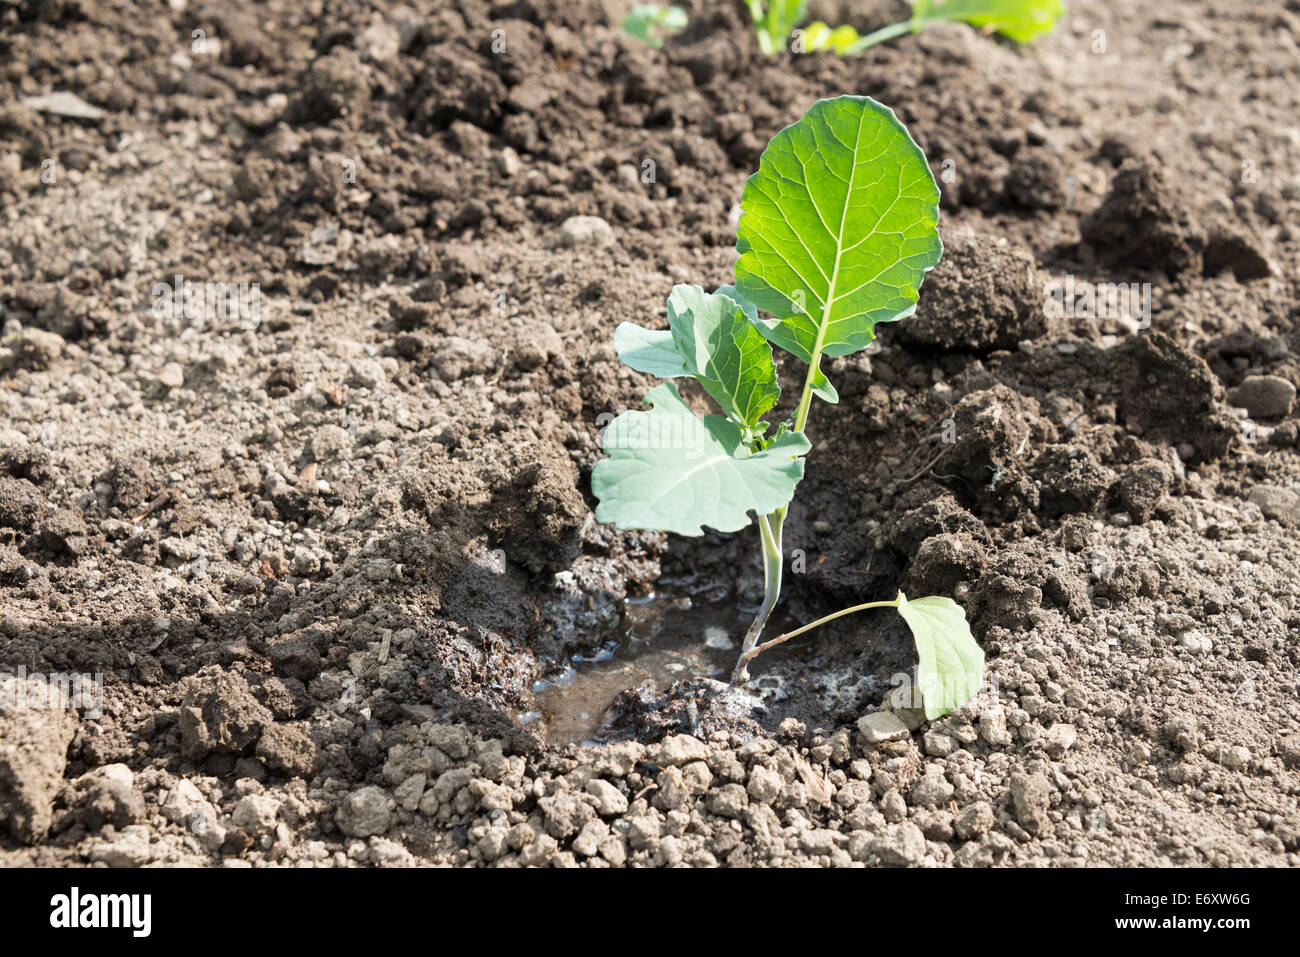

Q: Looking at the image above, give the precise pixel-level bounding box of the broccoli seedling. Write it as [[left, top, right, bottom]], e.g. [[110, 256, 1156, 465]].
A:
[[749, 0, 810, 55], [622, 3, 688, 49], [593, 95, 984, 719], [750, 0, 1064, 56]]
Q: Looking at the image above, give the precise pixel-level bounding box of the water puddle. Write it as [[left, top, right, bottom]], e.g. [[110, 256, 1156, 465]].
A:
[[520, 585, 768, 747]]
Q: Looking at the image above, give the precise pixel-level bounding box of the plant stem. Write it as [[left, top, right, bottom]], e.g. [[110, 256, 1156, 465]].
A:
[[732, 304, 831, 684], [734, 597, 899, 671], [731, 511, 784, 684], [842, 18, 917, 53], [791, 358, 820, 434]]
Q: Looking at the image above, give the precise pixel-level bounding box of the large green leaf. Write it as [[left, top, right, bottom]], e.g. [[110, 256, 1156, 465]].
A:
[[615, 286, 780, 431], [592, 382, 810, 536], [895, 592, 984, 720], [734, 95, 942, 369], [925, 0, 1064, 44]]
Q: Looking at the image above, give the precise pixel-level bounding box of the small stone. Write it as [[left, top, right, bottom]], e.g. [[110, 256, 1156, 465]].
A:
[[646, 734, 709, 767], [393, 774, 427, 811], [679, 761, 713, 795], [2, 327, 65, 370], [1247, 485, 1300, 526], [908, 766, 955, 808], [347, 357, 388, 390], [979, 708, 1013, 748], [587, 741, 644, 777], [519, 832, 558, 866], [857, 711, 910, 744], [555, 215, 613, 249], [1278, 733, 1300, 769], [705, 783, 748, 818], [160, 780, 206, 824], [336, 786, 391, 837], [954, 801, 995, 839], [599, 835, 628, 866], [869, 821, 927, 866], [585, 778, 629, 816], [1227, 375, 1295, 419], [702, 627, 733, 650], [1163, 716, 1199, 752], [358, 21, 400, 61], [1044, 723, 1078, 757], [476, 826, 509, 862], [231, 794, 280, 834], [626, 814, 662, 850], [1219, 745, 1251, 770], [746, 765, 782, 804], [880, 788, 907, 823], [571, 818, 609, 857], [799, 829, 839, 855], [923, 730, 958, 757], [539, 791, 594, 840], [20, 91, 107, 120], [87, 825, 153, 867], [158, 363, 185, 390], [255, 723, 319, 778], [496, 147, 523, 177], [1009, 771, 1052, 837]]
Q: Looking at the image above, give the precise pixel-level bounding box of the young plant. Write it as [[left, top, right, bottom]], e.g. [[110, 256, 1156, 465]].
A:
[[838, 0, 1065, 53], [593, 95, 984, 720], [748, 0, 810, 55], [622, 3, 688, 49], [751, 0, 1064, 56]]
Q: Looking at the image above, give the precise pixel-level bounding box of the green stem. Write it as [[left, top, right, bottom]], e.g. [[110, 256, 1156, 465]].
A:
[[735, 596, 900, 671], [791, 357, 821, 434], [842, 18, 917, 53], [730, 343, 828, 685], [731, 512, 784, 684]]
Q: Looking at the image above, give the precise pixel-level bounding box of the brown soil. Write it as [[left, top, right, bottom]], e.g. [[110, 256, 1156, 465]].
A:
[[1, 0, 1298, 867]]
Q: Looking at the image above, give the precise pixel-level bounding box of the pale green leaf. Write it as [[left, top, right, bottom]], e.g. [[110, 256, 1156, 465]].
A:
[[801, 21, 862, 53], [622, 3, 688, 49], [615, 286, 780, 430], [750, 0, 809, 54], [734, 95, 942, 373], [613, 322, 691, 378], [667, 285, 780, 430], [924, 0, 1064, 44], [592, 382, 810, 536], [895, 592, 984, 720]]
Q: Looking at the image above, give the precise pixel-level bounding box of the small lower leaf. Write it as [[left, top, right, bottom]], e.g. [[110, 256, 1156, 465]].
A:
[[615, 286, 780, 431], [895, 592, 984, 720], [593, 383, 810, 536], [810, 365, 838, 404]]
